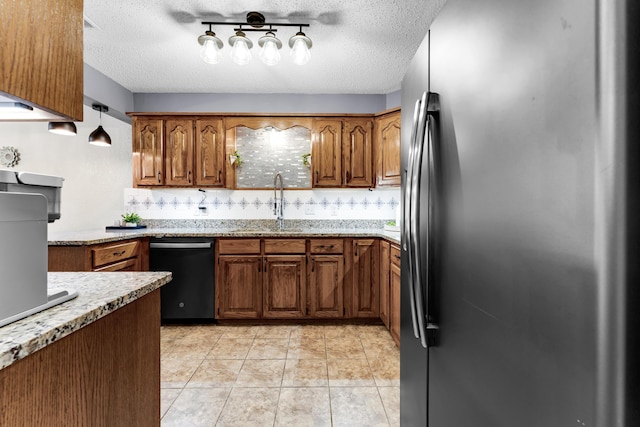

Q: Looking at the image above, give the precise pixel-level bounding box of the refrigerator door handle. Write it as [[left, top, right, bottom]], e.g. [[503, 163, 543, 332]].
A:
[[411, 92, 429, 349], [425, 92, 441, 347], [404, 95, 422, 340]]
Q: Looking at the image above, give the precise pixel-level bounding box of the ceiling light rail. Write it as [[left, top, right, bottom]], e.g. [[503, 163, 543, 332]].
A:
[[198, 12, 312, 66]]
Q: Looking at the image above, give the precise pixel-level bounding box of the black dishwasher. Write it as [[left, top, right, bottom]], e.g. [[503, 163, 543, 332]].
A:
[[149, 237, 215, 322]]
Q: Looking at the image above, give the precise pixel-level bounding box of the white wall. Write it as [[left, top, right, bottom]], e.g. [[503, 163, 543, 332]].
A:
[[0, 104, 132, 232]]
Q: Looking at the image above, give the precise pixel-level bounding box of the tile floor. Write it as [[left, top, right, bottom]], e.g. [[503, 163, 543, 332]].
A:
[[160, 323, 400, 426]]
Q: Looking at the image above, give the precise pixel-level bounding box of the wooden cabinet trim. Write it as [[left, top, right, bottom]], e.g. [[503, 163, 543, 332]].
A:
[[264, 239, 306, 254], [218, 239, 261, 254]]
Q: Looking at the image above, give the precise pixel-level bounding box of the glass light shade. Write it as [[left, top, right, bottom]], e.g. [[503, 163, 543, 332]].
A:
[[200, 38, 222, 64], [260, 38, 281, 66], [48, 121, 77, 136], [88, 125, 112, 146], [290, 37, 311, 65], [231, 38, 252, 65]]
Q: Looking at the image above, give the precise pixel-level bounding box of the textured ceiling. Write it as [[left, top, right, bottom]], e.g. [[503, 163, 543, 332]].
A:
[[83, 0, 445, 95]]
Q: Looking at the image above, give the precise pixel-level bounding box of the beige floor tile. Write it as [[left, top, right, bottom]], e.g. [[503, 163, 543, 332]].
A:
[[161, 358, 202, 388], [325, 337, 367, 359], [160, 388, 181, 418], [378, 386, 400, 427], [369, 356, 400, 386], [330, 387, 390, 427], [186, 359, 244, 388], [282, 359, 328, 387], [275, 387, 332, 426], [207, 338, 253, 359], [217, 325, 260, 339], [235, 359, 286, 387], [256, 325, 294, 339], [324, 324, 359, 338], [161, 387, 230, 427], [216, 387, 279, 426], [362, 340, 399, 361], [327, 358, 375, 387], [287, 337, 326, 359], [246, 338, 289, 359], [290, 324, 325, 339], [164, 340, 216, 359]]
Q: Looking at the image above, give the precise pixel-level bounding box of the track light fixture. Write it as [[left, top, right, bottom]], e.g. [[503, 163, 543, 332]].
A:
[[88, 104, 111, 147], [198, 12, 311, 66]]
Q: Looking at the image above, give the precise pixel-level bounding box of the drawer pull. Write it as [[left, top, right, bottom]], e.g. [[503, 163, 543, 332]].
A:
[[113, 250, 127, 256], [394, 254, 401, 259]]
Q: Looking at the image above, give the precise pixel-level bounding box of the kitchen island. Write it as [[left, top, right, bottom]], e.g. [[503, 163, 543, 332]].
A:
[[0, 271, 172, 426]]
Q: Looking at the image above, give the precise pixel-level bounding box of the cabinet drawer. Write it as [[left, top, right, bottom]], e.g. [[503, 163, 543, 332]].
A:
[[390, 244, 401, 268], [93, 258, 137, 272], [92, 241, 139, 268], [219, 239, 261, 254], [264, 239, 306, 254], [309, 239, 344, 254]]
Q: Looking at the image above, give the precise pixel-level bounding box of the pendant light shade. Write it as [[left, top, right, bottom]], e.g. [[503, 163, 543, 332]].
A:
[[229, 31, 253, 65], [48, 121, 77, 136], [198, 30, 223, 64], [289, 31, 312, 65], [258, 31, 282, 66], [89, 104, 111, 147]]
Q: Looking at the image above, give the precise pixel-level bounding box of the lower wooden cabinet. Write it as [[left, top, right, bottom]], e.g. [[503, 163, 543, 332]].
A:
[[389, 244, 401, 346], [48, 238, 149, 272], [309, 254, 344, 318], [263, 255, 306, 318], [217, 255, 262, 319], [352, 239, 380, 318]]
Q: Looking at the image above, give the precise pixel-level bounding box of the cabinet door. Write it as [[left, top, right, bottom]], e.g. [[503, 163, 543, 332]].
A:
[[343, 118, 373, 187], [309, 255, 344, 318], [376, 111, 401, 186], [312, 119, 342, 187], [133, 118, 164, 186], [379, 240, 391, 328], [217, 255, 262, 319], [195, 118, 225, 186], [390, 261, 401, 347], [165, 119, 194, 186], [352, 239, 380, 317], [263, 255, 306, 318]]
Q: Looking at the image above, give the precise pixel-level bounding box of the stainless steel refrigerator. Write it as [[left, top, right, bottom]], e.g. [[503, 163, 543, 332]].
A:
[[400, 0, 640, 425]]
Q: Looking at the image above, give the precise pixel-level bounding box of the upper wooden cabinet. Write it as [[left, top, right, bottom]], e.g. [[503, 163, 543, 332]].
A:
[[312, 118, 373, 188], [343, 118, 373, 187], [132, 116, 225, 188], [375, 109, 401, 187], [1, 0, 83, 121], [312, 119, 343, 187]]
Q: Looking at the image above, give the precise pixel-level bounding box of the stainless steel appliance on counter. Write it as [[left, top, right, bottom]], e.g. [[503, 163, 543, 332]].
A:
[[0, 171, 77, 328], [149, 237, 215, 322], [401, 0, 640, 425]]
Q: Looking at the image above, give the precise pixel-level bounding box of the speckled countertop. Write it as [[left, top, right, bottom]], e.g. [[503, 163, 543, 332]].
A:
[[48, 220, 401, 246], [0, 271, 172, 371]]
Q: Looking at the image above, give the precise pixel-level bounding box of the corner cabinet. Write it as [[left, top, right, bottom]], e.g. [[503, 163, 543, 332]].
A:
[[131, 116, 225, 188], [375, 109, 401, 187]]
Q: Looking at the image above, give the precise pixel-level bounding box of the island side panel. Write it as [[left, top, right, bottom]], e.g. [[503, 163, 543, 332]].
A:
[[0, 290, 160, 426]]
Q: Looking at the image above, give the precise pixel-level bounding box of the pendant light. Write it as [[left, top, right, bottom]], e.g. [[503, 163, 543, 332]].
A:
[[48, 121, 77, 136], [289, 31, 312, 65], [229, 30, 253, 65], [88, 104, 111, 147], [198, 29, 223, 64], [258, 31, 282, 66]]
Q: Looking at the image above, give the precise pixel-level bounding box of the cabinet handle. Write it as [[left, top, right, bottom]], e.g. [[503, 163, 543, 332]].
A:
[[264, 258, 267, 271], [258, 259, 261, 272], [218, 170, 222, 182], [315, 170, 319, 185], [355, 243, 358, 257], [188, 170, 192, 183], [394, 254, 401, 260], [157, 172, 162, 183], [113, 250, 126, 256], [311, 258, 315, 272], [345, 170, 350, 183]]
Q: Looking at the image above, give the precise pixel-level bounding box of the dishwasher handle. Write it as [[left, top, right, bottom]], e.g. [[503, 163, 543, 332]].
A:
[[150, 242, 213, 250]]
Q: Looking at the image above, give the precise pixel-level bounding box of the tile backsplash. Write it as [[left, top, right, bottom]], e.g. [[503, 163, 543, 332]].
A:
[[124, 187, 400, 221]]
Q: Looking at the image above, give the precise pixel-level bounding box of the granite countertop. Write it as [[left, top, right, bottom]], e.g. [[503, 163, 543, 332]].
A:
[[48, 225, 402, 246], [0, 271, 172, 371]]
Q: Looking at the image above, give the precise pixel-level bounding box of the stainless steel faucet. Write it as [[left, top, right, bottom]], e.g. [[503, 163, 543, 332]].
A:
[[273, 172, 284, 229]]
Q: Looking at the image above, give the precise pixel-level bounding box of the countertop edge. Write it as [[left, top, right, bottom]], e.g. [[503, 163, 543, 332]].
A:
[[0, 272, 172, 371]]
